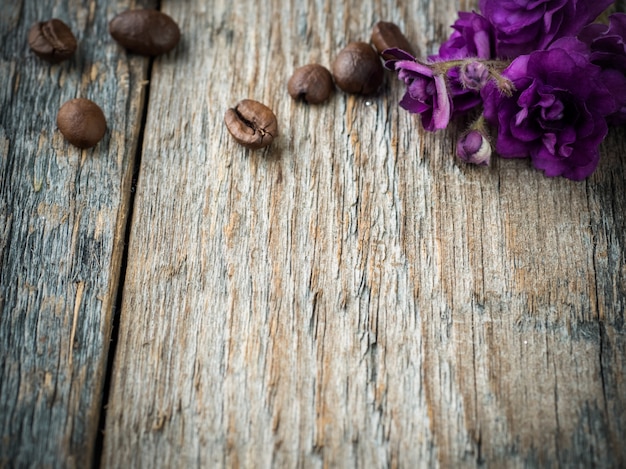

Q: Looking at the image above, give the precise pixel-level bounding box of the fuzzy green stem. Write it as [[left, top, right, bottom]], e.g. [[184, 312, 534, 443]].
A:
[[428, 57, 515, 95]]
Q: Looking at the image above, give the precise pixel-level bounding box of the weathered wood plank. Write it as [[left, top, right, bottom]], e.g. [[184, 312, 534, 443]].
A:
[[93, 0, 621, 467], [0, 1, 155, 466]]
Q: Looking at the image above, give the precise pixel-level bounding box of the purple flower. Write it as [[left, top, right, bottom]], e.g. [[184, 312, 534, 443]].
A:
[[425, 12, 496, 121], [438, 11, 495, 60], [579, 13, 626, 125], [457, 129, 492, 165], [481, 38, 616, 180], [479, 0, 614, 58], [384, 48, 452, 131]]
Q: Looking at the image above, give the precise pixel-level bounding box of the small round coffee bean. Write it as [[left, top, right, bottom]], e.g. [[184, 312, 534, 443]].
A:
[[288, 64, 334, 104], [57, 99, 107, 149], [28, 19, 77, 63], [109, 9, 181, 56], [371, 21, 415, 60], [331, 42, 384, 95], [224, 99, 278, 150]]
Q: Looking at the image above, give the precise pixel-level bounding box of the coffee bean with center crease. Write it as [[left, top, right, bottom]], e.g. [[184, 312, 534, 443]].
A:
[[28, 19, 77, 63], [288, 64, 334, 104], [109, 9, 180, 56], [57, 98, 107, 149], [371, 21, 415, 60], [224, 99, 278, 150], [331, 42, 384, 95]]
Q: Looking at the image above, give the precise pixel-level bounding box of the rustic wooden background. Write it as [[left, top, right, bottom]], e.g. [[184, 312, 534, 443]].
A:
[[1, 0, 625, 467]]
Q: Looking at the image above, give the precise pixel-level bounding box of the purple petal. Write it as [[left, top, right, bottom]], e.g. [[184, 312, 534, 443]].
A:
[[432, 74, 452, 130]]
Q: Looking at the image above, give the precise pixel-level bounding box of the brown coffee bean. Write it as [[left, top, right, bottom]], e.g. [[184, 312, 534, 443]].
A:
[[371, 21, 415, 60], [288, 64, 334, 104], [224, 99, 278, 150], [28, 19, 77, 63], [331, 42, 384, 95], [57, 98, 107, 149], [109, 10, 180, 56]]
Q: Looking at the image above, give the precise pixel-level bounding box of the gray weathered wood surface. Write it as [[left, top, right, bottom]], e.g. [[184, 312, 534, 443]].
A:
[[1, 0, 625, 467], [0, 0, 155, 467]]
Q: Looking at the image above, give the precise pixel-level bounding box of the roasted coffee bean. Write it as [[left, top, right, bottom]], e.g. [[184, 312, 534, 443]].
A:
[[28, 19, 77, 63], [288, 64, 334, 104], [57, 98, 107, 149], [331, 42, 384, 95], [371, 21, 415, 60], [109, 9, 180, 56], [224, 99, 278, 150]]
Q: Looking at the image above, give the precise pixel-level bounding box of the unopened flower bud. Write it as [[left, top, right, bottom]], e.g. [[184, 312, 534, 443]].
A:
[[460, 61, 490, 91], [496, 76, 515, 97], [457, 129, 491, 166]]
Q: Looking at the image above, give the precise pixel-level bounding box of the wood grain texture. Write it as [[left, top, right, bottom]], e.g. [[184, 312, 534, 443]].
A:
[[101, 0, 626, 468], [0, 1, 154, 467]]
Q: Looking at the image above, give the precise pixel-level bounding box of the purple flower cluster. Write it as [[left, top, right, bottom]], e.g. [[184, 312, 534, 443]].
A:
[[386, 1, 626, 180]]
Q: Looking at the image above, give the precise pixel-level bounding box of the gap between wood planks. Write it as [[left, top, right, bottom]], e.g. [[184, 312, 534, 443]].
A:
[[92, 2, 161, 464]]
